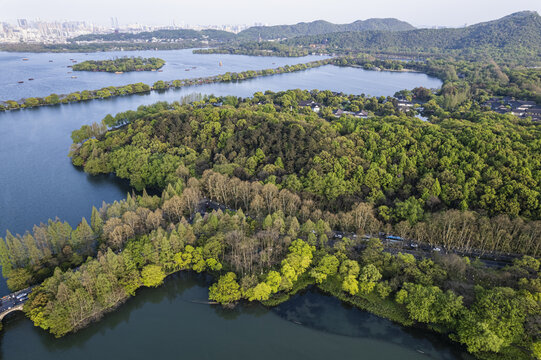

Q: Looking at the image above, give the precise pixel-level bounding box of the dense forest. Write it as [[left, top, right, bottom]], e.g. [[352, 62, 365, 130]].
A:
[[235, 18, 415, 41], [202, 11, 541, 66], [72, 57, 165, 73], [68, 93, 541, 256], [1, 174, 538, 359], [283, 11, 541, 64], [334, 55, 541, 103]]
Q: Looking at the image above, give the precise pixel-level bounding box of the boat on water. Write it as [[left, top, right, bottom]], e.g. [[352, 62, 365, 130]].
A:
[[185, 69, 190, 71], [28, 78, 34, 81], [67, 71, 72, 74], [71, 76, 77, 79], [22, 58, 29, 61], [219, 61, 223, 66], [49, 60, 53, 62], [115, 71, 124, 74], [151, 69, 156, 71], [17, 81, 24, 83], [192, 66, 196, 69], [158, 70, 163, 72]]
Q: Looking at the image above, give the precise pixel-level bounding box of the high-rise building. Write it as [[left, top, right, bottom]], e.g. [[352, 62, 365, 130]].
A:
[[17, 19, 28, 28]]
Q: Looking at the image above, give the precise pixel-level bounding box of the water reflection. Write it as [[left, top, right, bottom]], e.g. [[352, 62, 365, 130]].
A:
[[0, 272, 467, 360], [273, 289, 471, 359]]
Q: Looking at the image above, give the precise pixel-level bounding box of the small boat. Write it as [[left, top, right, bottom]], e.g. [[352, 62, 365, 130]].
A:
[[115, 71, 123, 74], [17, 81, 24, 83], [185, 69, 190, 71], [192, 66, 196, 69], [22, 58, 29, 61], [28, 78, 34, 81], [71, 76, 77, 79], [219, 61, 223, 66], [158, 70, 163, 72], [151, 69, 156, 71], [49, 60, 53, 62], [67, 71, 72, 74]]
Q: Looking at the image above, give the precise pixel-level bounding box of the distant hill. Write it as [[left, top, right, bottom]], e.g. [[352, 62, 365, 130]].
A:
[[285, 11, 541, 58], [237, 18, 415, 41], [71, 29, 236, 43], [71, 18, 414, 44]]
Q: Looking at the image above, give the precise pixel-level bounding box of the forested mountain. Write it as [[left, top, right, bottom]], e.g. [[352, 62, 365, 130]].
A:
[[284, 11, 541, 59], [71, 18, 414, 43], [236, 18, 415, 41]]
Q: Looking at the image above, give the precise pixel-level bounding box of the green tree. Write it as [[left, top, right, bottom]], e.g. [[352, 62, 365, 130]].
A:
[[141, 264, 166, 287], [209, 272, 241, 305], [310, 254, 339, 284]]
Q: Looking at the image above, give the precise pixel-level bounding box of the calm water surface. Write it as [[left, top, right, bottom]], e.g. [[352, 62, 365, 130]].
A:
[[0, 55, 447, 359], [0, 273, 467, 360], [0, 49, 325, 100]]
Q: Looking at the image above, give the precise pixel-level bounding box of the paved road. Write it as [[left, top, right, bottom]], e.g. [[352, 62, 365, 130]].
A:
[[197, 198, 519, 269], [0, 288, 32, 314]]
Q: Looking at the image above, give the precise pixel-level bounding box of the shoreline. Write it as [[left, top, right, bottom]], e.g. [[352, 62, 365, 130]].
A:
[[0, 58, 333, 112]]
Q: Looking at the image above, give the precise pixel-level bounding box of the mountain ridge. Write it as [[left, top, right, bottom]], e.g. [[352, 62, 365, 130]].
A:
[[237, 18, 415, 40], [283, 11, 541, 57]]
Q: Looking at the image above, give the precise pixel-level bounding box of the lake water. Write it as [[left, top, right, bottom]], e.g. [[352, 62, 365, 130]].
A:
[[0, 49, 326, 101], [0, 273, 468, 360], [0, 52, 446, 359]]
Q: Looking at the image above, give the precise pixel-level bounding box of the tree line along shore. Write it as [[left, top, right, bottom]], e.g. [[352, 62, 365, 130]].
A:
[[0, 59, 332, 111]]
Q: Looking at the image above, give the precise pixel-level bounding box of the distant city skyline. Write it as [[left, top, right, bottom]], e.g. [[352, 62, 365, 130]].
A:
[[2, 0, 541, 29]]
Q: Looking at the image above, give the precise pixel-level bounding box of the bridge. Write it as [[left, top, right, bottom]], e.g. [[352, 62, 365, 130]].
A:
[[0, 288, 31, 323], [0, 303, 24, 322]]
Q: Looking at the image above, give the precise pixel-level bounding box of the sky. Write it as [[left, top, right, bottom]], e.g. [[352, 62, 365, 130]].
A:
[[2, 0, 541, 28]]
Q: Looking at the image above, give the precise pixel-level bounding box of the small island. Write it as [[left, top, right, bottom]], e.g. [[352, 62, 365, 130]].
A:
[[72, 56, 165, 73]]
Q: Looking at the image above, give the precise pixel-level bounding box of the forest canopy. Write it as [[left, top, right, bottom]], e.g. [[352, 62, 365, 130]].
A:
[[68, 91, 541, 256]]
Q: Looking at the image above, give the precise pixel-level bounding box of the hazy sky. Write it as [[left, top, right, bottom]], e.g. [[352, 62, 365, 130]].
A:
[[2, 0, 541, 28]]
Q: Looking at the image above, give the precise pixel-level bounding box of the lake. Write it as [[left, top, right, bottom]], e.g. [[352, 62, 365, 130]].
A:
[[0, 272, 468, 360], [0, 49, 326, 101], [0, 52, 447, 359]]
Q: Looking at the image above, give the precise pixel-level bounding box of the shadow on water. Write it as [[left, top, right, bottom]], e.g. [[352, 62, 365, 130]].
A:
[[271, 288, 471, 359], [24, 272, 206, 351], [22, 271, 267, 352], [0, 273, 470, 359], [72, 165, 132, 194]]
